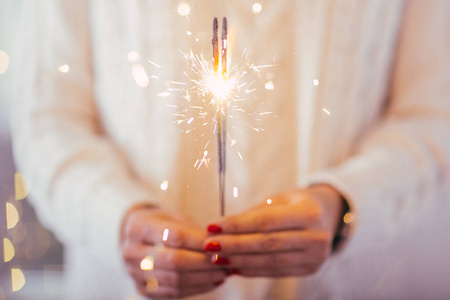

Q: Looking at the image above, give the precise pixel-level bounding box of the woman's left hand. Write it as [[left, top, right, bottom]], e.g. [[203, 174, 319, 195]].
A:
[[204, 185, 344, 277]]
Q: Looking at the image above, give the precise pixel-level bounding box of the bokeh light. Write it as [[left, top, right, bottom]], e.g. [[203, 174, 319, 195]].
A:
[[140, 256, 154, 271], [162, 228, 169, 242], [266, 198, 272, 205], [0, 49, 9, 74], [11, 268, 26, 292], [58, 64, 70, 73], [252, 3, 263, 14], [127, 51, 140, 62], [6, 202, 19, 229], [132, 64, 149, 88], [3, 238, 15, 262], [160, 180, 169, 191], [15, 172, 30, 200], [177, 3, 191, 16], [313, 79, 319, 86], [265, 81, 274, 90]]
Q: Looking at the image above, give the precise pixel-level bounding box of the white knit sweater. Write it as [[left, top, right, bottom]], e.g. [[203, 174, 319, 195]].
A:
[[13, 0, 450, 299]]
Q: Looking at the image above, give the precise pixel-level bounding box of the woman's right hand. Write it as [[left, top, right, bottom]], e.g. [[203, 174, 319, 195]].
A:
[[121, 206, 226, 298]]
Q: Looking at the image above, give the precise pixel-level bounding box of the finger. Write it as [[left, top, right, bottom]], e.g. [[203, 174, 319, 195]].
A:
[[142, 220, 207, 251], [211, 250, 327, 269], [123, 244, 220, 271], [131, 269, 226, 288], [208, 200, 323, 234], [238, 265, 319, 277], [139, 280, 223, 298], [204, 229, 331, 255]]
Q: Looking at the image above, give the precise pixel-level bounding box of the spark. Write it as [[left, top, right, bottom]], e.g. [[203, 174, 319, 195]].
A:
[[148, 60, 162, 69], [266, 198, 272, 205], [237, 152, 243, 160], [313, 79, 319, 86], [186, 31, 192, 36], [162, 228, 170, 241], [233, 187, 239, 198], [158, 91, 171, 98], [322, 107, 331, 115]]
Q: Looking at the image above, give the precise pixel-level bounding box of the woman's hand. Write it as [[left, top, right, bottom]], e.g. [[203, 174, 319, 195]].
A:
[[121, 206, 226, 298], [204, 185, 344, 277]]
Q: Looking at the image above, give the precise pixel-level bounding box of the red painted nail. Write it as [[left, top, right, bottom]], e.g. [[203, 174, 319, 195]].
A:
[[226, 268, 241, 276], [207, 224, 223, 234], [214, 280, 225, 287], [204, 241, 222, 252], [212, 255, 230, 265]]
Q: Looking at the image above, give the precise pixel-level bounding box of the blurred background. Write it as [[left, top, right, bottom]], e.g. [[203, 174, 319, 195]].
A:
[[1, 1, 450, 300], [1, 2, 64, 300]]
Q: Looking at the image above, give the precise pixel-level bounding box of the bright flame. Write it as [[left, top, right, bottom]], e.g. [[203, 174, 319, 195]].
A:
[[6, 203, 19, 229], [140, 256, 154, 271], [11, 268, 25, 292], [3, 238, 15, 262], [207, 76, 235, 101]]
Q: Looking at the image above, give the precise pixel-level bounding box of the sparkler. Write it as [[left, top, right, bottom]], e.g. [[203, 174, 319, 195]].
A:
[[212, 17, 228, 216]]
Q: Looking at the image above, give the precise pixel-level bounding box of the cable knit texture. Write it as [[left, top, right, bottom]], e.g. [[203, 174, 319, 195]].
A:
[[12, 0, 450, 299]]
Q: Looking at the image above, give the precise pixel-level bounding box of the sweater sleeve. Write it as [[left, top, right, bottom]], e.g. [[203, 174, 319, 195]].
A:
[[307, 0, 450, 244], [11, 1, 155, 262]]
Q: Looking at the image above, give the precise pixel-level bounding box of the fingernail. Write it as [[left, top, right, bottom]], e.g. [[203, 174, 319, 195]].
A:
[[212, 254, 230, 265], [226, 268, 241, 276], [214, 280, 225, 287], [204, 241, 222, 252], [207, 224, 223, 234]]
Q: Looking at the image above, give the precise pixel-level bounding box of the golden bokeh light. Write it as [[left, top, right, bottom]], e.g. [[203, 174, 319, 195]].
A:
[[6, 202, 19, 229], [0, 49, 9, 75], [15, 172, 30, 200], [266, 198, 272, 205], [343, 212, 355, 224], [140, 256, 154, 271], [3, 238, 15, 262], [131, 64, 149, 88], [11, 268, 26, 292], [146, 276, 159, 292]]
